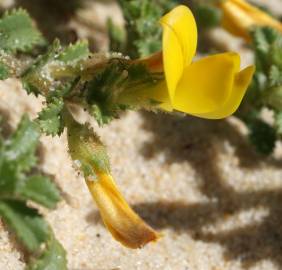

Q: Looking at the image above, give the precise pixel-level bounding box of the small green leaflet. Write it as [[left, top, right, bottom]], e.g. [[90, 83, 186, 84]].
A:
[[0, 9, 44, 53], [37, 97, 64, 136], [58, 40, 89, 63], [2, 114, 39, 171], [27, 235, 67, 270], [0, 200, 50, 252]]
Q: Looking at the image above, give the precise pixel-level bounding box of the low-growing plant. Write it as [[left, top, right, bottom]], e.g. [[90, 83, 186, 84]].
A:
[[0, 0, 281, 268]]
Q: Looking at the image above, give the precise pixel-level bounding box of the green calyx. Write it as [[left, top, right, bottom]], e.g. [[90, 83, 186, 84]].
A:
[[64, 108, 110, 178]]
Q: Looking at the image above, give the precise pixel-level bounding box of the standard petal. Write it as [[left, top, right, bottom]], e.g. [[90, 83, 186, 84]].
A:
[[194, 65, 255, 119], [86, 173, 159, 249], [160, 5, 197, 100], [172, 52, 240, 114]]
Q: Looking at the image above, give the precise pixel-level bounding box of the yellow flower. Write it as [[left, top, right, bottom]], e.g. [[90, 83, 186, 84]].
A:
[[219, 0, 282, 41], [86, 173, 159, 249], [65, 111, 159, 249], [142, 5, 255, 119]]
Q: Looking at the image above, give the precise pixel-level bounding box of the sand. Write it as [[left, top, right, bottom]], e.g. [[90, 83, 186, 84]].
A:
[[1, 1, 282, 270]]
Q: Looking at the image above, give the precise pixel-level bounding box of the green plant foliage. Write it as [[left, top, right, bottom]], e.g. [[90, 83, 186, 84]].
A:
[[0, 62, 10, 79], [193, 4, 221, 29], [0, 115, 61, 206], [2, 114, 40, 172], [238, 27, 282, 154], [37, 97, 64, 136], [21, 39, 62, 95], [0, 115, 66, 269], [0, 9, 44, 53], [27, 235, 67, 270], [248, 119, 277, 155], [115, 0, 178, 58], [0, 200, 50, 252], [84, 59, 162, 125], [21, 39, 89, 96], [0, 9, 163, 134], [58, 40, 89, 63]]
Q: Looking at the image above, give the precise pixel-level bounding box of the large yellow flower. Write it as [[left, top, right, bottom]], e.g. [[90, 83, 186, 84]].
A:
[[219, 0, 282, 41], [143, 5, 255, 119]]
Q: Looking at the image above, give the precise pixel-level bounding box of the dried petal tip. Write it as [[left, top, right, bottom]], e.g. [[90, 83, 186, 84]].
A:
[[86, 173, 160, 249]]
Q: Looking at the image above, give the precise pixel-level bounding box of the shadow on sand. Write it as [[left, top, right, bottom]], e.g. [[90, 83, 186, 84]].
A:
[[87, 112, 282, 269]]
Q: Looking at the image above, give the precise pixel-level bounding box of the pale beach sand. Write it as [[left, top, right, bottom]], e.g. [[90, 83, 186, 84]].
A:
[[1, 1, 282, 269]]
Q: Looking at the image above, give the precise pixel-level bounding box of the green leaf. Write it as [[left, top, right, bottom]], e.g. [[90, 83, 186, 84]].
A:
[[27, 236, 67, 270], [3, 115, 40, 171], [248, 119, 276, 155], [0, 62, 10, 80], [22, 39, 90, 97], [37, 97, 64, 136], [251, 27, 280, 71], [0, 9, 44, 53], [22, 39, 61, 95], [58, 40, 89, 63], [275, 111, 282, 135], [0, 200, 49, 252], [18, 175, 61, 209], [269, 65, 282, 87]]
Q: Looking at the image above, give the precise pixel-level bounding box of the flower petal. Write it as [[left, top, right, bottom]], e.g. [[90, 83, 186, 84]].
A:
[[86, 173, 159, 249], [194, 65, 255, 119], [145, 81, 173, 111], [172, 52, 240, 114], [220, 0, 282, 40], [160, 5, 197, 100]]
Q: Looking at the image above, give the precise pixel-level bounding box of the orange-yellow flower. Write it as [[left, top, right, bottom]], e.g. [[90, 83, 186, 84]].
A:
[[141, 5, 255, 119], [66, 113, 159, 249], [219, 0, 282, 41], [86, 173, 159, 249]]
